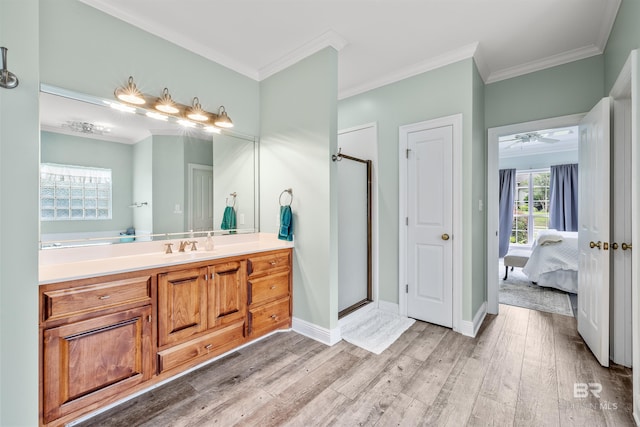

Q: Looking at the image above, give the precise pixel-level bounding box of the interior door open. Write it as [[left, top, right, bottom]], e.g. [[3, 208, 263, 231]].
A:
[[577, 97, 611, 367]]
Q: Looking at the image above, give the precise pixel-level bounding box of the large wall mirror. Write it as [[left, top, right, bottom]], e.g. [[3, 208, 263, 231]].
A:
[[39, 84, 259, 248]]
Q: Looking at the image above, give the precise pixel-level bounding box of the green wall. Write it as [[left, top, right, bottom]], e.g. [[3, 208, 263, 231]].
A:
[[339, 58, 484, 321], [604, 0, 640, 93], [260, 48, 339, 330], [485, 56, 605, 130], [40, 131, 134, 234], [0, 1, 40, 425], [39, 0, 260, 137]]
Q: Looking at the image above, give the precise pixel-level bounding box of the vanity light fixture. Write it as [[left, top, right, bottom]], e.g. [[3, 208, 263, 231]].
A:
[[177, 119, 196, 128], [214, 106, 234, 128], [146, 111, 168, 121], [186, 97, 208, 122], [155, 88, 179, 114], [203, 125, 221, 134], [114, 76, 146, 105]]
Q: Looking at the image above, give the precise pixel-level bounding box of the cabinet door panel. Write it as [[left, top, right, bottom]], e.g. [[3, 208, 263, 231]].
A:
[[43, 306, 152, 423], [208, 261, 247, 328], [158, 268, 207, 346]]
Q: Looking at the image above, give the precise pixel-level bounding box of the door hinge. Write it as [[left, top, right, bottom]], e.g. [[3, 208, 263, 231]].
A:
[[406, 148, 411, 159], [405, 284, 409, 293], [147, 315, 152, 323], [406, 217, 409, 226]]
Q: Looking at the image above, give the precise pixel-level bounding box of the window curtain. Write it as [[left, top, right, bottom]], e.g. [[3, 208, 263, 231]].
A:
[[549, 163, 578, 231], [499, 168, 516, 258]]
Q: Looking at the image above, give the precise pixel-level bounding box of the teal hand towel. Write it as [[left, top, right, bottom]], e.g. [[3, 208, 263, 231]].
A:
[[221, 206, 237, 231], [278, 205, 293, 241]]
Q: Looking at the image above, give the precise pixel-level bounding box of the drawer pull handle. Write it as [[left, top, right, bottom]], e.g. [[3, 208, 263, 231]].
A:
[[270, 286, 277, 290], [98, 295, 111, 300], [270, 261, 277, 266], [204, 344, 213, 350], [270, 314, 277, 319]]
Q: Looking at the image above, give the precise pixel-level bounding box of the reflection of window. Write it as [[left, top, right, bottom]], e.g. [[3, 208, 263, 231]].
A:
[[40, 163, 112, 221], [512, 169, 550, 245]]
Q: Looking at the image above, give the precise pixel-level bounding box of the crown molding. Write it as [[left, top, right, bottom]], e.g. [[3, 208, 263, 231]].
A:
[[597, 0, 622, 51], [486, 44, 603, 84], [79, 0, 260, 80], [258, 30, 348, 81], [339, 42, 480, 100]]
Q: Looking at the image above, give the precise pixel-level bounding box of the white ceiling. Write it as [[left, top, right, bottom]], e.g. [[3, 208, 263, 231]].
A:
[[498, 126, 579, 158], [79, 0, 621, 99]]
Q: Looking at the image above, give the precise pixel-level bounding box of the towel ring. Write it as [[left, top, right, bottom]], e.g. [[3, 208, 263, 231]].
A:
[[279, 188, 293, 206], [226, 192, 237, 208]]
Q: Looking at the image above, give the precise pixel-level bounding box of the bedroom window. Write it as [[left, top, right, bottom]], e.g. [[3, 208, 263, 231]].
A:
[[512, 169, 550, 245], [40, 163, 112, 221]]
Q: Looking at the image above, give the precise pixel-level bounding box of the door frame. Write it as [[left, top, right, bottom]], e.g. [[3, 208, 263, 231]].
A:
[[399, 114, 462, 333], [486, 113, 584, 315]]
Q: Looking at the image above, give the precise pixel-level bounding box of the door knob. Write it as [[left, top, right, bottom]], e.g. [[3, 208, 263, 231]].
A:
[[441, 233, 450, 241], [589, 241, 601, 249], [622, 242, 633, 251]]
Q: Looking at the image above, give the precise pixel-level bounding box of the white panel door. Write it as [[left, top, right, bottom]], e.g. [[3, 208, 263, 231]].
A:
[[407, 125, 453, 327], [578, 97, 611, 367], [189, 165, 214, 232]]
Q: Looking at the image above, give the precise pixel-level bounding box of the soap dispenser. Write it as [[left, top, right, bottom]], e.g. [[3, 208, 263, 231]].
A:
[[205, 232, 214, 251]]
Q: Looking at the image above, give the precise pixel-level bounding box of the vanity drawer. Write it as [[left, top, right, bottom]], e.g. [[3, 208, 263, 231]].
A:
[[42, 276, 152, 322], [248, 297, 291, 337], [157, 320, 245, 374], [248, 270, 290, 306], [247, 250, 291, 277]]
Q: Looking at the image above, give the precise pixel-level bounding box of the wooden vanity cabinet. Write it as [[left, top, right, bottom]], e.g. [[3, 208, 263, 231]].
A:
[[156, 259, 247, 375], [40, 248, 292, 426], [247, 249, 292, 338], [40, 274, 153, 425]]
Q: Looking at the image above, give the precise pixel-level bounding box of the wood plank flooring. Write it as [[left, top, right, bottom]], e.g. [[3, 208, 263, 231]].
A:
[[76, 305, 634, 426]]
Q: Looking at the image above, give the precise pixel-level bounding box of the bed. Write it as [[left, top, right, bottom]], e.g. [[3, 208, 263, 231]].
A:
[[522, 230, 579, 294]]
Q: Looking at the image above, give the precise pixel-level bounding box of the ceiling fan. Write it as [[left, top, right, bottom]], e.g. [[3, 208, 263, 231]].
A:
[[501, 131, 560, 149]]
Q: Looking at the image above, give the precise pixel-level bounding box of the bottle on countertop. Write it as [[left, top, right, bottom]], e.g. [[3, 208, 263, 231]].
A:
[[205, 232, 214, 251]]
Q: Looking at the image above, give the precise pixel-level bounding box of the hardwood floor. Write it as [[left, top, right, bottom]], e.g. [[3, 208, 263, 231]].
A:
[[76, 305, 634, 426]]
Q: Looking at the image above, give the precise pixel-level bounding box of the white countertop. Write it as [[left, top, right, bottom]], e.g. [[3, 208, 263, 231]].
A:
[[39, 233, 294, 285]]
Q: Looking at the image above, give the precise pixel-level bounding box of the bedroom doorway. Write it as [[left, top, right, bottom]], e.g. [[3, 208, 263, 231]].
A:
[[496, 134, 579, 318]]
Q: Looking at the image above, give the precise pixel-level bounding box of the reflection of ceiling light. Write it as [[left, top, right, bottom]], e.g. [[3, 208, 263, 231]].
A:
[[155, 88, 180, 114], [108, 102, 136, 114], [214, 106, 233, 128], [186, 97, 208, 122], [146, 111, 168, 121], [177, 119, 196, 128], [203, 125, 221, 134], [114, 76, 146, 105], [64, 121, 111, 135]]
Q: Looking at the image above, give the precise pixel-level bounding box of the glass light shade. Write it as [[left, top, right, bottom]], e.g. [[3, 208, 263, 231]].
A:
[[214, 106, 233, 128], [146, 111, 168, 121], [115, 76, 145, 105], [186, 97, 208, 122], [155, 88, 179, 114]]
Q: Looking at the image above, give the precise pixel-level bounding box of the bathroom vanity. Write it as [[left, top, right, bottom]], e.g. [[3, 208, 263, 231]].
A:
[[38, 234, 293, 426]]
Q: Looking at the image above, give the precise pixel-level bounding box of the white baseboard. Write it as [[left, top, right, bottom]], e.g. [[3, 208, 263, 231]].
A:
[[378, 300, 399, 314], [292, 316, 341, 346], [460, 301, 487, 338]]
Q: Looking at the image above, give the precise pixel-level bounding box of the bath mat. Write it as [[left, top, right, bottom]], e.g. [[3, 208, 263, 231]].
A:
[[340, 308, 415, 355]]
